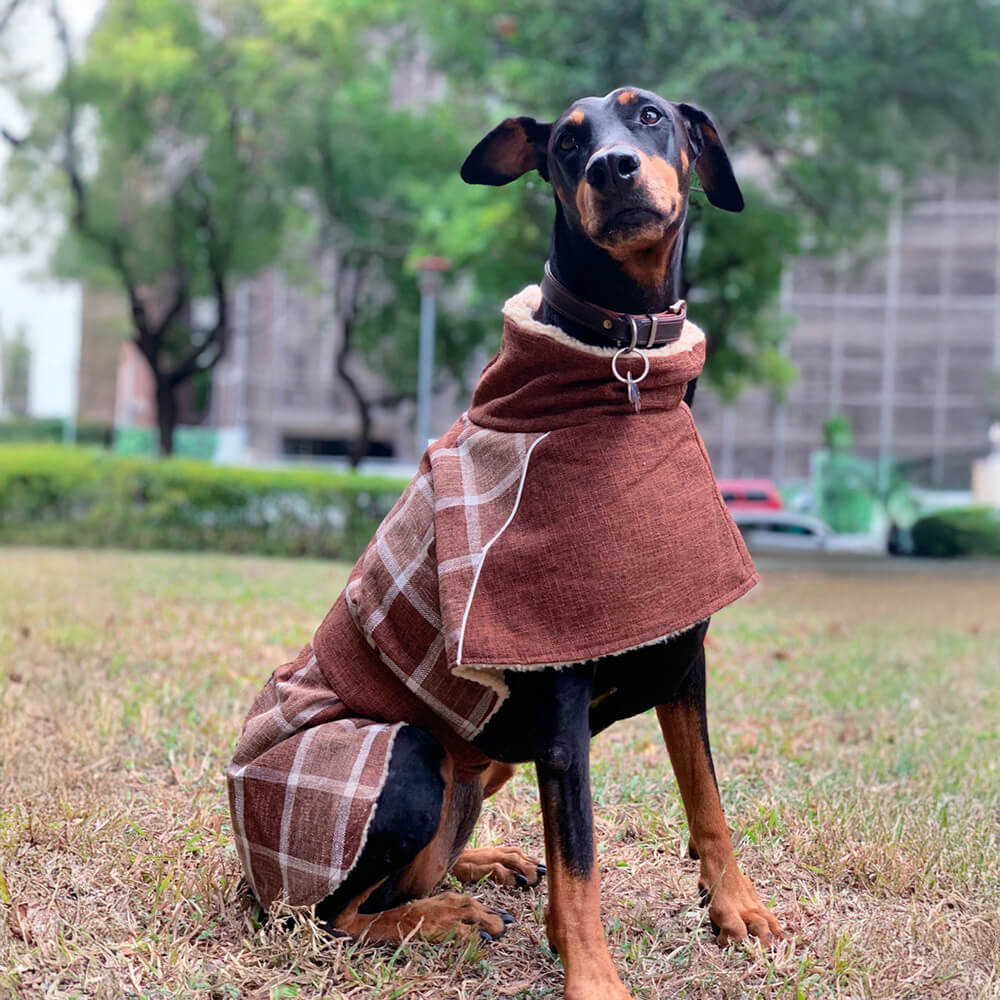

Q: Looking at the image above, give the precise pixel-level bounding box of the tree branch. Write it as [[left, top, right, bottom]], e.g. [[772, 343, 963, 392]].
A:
[[47, 0, 157, 352], [334, 271, 374, 467], [166, 179, 229, 386], [151, 188, 191, 341], [0, 0, 24, 36], [745, 126, 831, 223]]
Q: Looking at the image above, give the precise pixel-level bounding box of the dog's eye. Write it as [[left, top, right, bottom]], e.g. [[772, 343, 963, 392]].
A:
[[557, 132, 578, 152], [640, 107, 663, 125]]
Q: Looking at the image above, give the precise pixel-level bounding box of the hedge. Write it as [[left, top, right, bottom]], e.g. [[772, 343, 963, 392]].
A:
[[0, 445, 408, 560], [910, 505, 1000, 558]]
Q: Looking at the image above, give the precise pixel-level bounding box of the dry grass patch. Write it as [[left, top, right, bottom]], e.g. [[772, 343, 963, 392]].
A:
[[1, 548, 998, 999]]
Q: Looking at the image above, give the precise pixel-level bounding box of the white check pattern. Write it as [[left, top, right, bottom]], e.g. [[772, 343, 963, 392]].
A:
[[345, 414, 547, 740], [225, 644, 402, 908]]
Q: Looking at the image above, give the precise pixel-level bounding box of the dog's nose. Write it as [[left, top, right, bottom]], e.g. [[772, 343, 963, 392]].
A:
[[585, 147, 640, 192]]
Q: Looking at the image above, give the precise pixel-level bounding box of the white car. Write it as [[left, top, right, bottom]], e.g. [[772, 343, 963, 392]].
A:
[[731, 510, 883, 554]]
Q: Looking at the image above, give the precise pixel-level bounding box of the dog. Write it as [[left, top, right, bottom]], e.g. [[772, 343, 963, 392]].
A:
[[227, 87, 783, 1000]]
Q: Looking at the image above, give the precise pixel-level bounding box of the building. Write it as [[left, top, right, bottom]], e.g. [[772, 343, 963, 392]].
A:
[[73, 168, 1000, 477], [695, 170, 1000, 487], [210, 257, 465, 465]]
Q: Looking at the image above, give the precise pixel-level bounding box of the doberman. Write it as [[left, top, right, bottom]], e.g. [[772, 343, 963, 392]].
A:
[[315, 87, 783, 999]]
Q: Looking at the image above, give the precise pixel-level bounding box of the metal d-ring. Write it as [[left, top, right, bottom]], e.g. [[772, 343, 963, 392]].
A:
[[611, 346, 650, 385]]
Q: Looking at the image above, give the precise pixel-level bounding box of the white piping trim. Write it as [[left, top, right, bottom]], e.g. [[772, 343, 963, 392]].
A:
[[456, 430, 551, 665]]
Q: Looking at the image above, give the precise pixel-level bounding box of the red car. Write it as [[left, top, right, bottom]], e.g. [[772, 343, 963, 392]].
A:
[[716, 478, 783, 511]]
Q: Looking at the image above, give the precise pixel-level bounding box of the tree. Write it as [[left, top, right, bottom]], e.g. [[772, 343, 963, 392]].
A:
[[0, 321, 30, 415], [2, 0, 285, 454], [420, 0, 1000, 399], [252, 4, 477, 466]]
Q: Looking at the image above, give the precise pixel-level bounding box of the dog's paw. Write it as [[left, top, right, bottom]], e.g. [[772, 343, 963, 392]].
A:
[[451, 846, 546, 889], [700, 869, 784, 947]]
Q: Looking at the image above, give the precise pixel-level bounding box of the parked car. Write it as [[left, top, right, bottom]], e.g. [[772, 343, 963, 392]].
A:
[[731, 510, 884, 554], [717, 478, 783, 511]]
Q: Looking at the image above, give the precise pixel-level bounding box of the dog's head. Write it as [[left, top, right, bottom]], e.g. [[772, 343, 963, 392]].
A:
[[461, 87, 742, 267]]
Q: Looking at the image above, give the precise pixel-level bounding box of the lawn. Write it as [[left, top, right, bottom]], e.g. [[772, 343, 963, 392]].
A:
[[0, 548, 997, 999]]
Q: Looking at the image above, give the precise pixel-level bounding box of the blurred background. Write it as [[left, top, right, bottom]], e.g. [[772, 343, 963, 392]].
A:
[[2, 0, 999, 560]]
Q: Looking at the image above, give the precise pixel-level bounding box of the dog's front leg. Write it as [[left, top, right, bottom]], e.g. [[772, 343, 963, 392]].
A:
[[656, 647, 783, 946], [536, 668, 633, 1000]]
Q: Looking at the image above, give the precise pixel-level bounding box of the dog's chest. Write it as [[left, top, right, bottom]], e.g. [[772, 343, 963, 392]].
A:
[[470, 624, 707, 763]]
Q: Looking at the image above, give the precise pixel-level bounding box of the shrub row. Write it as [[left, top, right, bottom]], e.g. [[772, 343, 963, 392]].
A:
[[910, 506, 1000, 558], [0, 445, 408, 560]]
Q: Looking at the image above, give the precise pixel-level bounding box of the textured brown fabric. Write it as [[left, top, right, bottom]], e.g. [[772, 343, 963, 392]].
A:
[[225, 643, 402, 908], [227, 284, 757, 910], [333, 285, 757, 728]]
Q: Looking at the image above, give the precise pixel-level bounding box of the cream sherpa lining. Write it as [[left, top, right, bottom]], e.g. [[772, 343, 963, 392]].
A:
[[502, 284, 705, 359]]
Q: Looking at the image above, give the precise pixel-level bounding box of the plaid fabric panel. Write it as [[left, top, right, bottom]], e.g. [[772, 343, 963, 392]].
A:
[[345, 415, 546, 740], [226, 642, 402, 909]]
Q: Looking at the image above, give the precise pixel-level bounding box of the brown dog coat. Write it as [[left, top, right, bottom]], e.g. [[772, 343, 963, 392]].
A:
[[226, 285, 757, 909]]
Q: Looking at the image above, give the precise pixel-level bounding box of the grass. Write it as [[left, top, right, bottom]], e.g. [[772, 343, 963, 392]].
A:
[[0, 547, 998, 1000]]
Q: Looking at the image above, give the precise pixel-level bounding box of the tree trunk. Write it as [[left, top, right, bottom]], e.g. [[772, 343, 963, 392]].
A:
[[335, 315, 373, 470], [156, 380, 178, 456]]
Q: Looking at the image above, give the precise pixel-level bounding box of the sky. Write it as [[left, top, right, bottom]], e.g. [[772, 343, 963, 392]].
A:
[[0, 0, 104, 417]]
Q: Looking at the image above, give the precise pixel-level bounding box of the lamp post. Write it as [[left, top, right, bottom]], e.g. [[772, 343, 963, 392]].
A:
[[415, 256, 450, 458]]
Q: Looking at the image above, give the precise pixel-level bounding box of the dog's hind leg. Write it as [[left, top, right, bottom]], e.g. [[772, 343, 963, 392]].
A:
[[450, 761, 546, 889], [315, 726, 511, 942], [656, 647, 783, 946]]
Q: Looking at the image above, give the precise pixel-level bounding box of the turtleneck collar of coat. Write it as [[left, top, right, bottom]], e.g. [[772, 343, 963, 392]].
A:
[[469, 285, 706, 432]]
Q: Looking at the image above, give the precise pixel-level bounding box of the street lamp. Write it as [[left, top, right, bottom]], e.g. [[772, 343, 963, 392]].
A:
[[415, 256, 450, 458]]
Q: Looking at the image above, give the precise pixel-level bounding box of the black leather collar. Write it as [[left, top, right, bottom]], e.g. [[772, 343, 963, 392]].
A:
[[540, 262, 686, 349]]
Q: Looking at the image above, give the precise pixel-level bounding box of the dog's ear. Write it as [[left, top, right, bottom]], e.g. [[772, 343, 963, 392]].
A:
[[674, 103, 744, 212], [461, 117, 553, 186]]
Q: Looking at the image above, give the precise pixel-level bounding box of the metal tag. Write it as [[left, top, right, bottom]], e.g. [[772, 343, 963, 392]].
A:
[[627, 373, 641, 414]]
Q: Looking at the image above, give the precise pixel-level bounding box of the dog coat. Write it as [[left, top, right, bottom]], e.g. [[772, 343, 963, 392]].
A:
[[226, 285, 758, 909]]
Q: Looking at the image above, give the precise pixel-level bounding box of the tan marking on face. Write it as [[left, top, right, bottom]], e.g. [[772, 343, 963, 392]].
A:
[[606, 237, 678, 290], [575, 178, 600, 236], [638, 150, 682, 211], [680, 146, 690, 172], [603, 152, 686, 288], [568, 109, 585, 124], [574, 148, 687, 288], [617, 90, 638, 105]]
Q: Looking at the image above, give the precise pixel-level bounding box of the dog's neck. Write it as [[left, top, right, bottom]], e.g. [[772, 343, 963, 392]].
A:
[[539, 205, 686, 346]]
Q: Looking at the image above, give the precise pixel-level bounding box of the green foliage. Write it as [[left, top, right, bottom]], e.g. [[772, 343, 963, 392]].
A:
[[823, 416, 854, 454], [0, 445, 406, 559], [7, 0, 1000, 445], [910, 506, 1000, 558], [3, 0, 295, 453], [256, 7, 478, 399], [14, 1, 286, 291], [422, 0, 1000, 395]]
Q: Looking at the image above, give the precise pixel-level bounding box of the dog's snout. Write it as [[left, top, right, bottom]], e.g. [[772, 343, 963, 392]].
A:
[[585, 147, 640, 192]]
